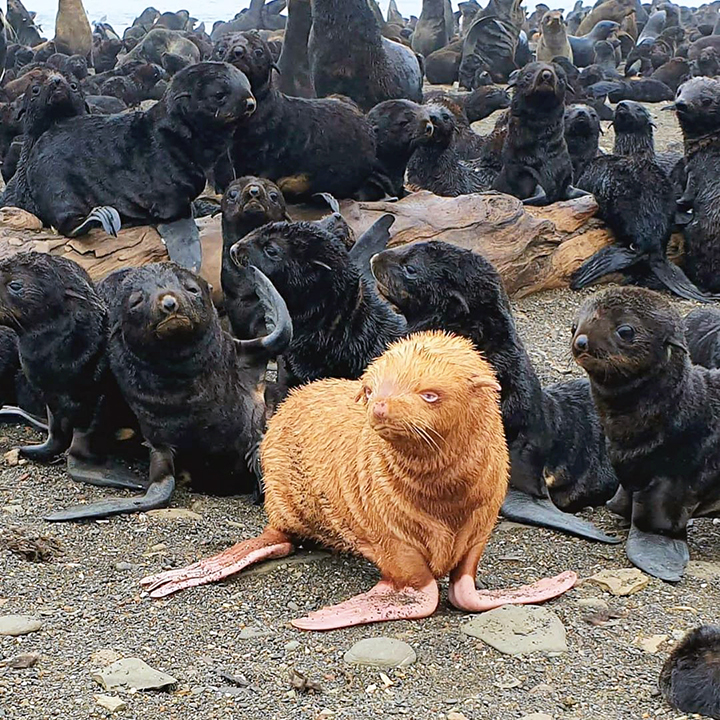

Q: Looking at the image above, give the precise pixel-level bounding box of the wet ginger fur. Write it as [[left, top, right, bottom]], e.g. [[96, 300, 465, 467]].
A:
[[141, 331, 577, 630]]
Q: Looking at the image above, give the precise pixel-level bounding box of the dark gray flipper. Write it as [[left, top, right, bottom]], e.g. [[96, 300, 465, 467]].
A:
[[626, 524, 689, 582], [70, 206, 121, 238], [648, 257, 720, 304], [0, 405, 48, 432], [67, 454, 148, 491], [571, 245, 640, 290], [522, 184, 548, 206], [349, 215, 395, 282], [19, 407, 72, 462], [565, 185, 591, 200], [502, 488, 622, 544], [44, 476, 175, 522], [157, 217, 202, 273], [606, 485, 632, 520], [314, 192, 340, 214]]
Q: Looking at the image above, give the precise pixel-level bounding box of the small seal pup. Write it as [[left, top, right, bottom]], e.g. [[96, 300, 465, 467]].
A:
[[220, 176, 290, 340], [536, 11, 573, 63], [564, 104, 601, 181], [573, 100, 711, 302], [371, 241, 620, 542], [493, 62, 588, 205], [684, 307, 720, 369], [659, 625, 720, 718], [572, 287, 720, 581], [141, 331, 577, 629], [229, 217, 405, 386], [2, 62, 257, 273], [670, 77, 720, 294], [47, 263, 293, 521]]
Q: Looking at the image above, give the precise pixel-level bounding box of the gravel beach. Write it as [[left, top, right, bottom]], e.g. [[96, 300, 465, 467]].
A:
[[1, 105, 718, 720]]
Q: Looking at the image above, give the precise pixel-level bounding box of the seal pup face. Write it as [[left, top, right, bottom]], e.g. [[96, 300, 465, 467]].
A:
[[21, 71, 86, 137], [571, 287, 686, 383], [118, 263, 215, 348], [541, 10, 566, 34], [423, 104, 457, 148], [0, 252, 98, 330], [165, 61, 257, 127], [671, 77, 720, 138], [358, 331, 502, 449], [564, 103, 601, 138], [511, 61, 567, 109], [222, 176, 288, 226], [612, 100, 653, 135], [223, 31, 275, 96], [367, 99, 434, 156]]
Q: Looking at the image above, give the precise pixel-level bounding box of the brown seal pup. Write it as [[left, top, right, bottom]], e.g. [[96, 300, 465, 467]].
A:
[[537, 11, 573, 63], [572, 287, 720, 581], [141, 331, 577, 629], [54, 0, 92, 58]]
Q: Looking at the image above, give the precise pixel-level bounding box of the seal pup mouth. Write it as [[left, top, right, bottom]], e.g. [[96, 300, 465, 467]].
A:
[[154, 314, 194, 337], [533, 69, 558, 92]]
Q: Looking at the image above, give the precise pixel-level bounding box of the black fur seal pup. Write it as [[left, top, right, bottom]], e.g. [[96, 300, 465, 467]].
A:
[[362, 99, 434, 200], [2, 62, 257, 274], [659, 625, 720, 718], [423, 85, 511, 123], [221, 176, 290, 340], [370, 241, 620, 543], [564, 104, 601, 181], [308, 0, 423, 112], [47, 263, 293, 521], [684, 307, 720, 369], [572, 286, 720, 581], [277, 0, 314, 99], [215, 32, 376, 201], [493, 62, 588, 206], [670, 77, 720, 294], [229, 218, 405, 386], [573, 100, 711, 302]]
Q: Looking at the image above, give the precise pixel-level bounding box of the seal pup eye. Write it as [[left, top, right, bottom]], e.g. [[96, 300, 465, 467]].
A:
[[31, 85, 41, 96], [571, 323, 577, 335], [7, 280, 22, 294], [215, 90, 227, 101], [403, 265, 418, 278], [269, 192, 279, 202], [129, 291, 143, 309], [264, 243, 280, 259], [616, 325, 635, 342], [185, 285, 200, 295], [420, 391, 439, 403], [70, 82, 78, 91], [253, 48, 264, 57]]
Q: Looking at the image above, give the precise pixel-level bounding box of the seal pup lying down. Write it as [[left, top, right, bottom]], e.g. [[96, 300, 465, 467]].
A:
[[1, 62, 257, 273], [47, 262, 292, 521], [142, 331, 577, 629], [572, 287, 720, 581]]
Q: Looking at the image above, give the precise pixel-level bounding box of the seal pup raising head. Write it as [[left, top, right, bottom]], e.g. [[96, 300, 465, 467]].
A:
[[141, 331, 577, 629]]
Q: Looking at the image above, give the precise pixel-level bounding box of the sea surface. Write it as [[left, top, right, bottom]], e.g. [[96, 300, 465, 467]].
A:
[[14, 0, 707, 39]]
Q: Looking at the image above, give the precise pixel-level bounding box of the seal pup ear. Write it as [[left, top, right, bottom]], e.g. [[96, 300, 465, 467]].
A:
[[355, 385, 370, 404], [448, 290, 470, 317], [469, 376, 501, 392], [271, 62, 281, 75]]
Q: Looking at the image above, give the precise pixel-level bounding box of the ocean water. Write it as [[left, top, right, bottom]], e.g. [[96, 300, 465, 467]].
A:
[[15, 0, 706, 39]]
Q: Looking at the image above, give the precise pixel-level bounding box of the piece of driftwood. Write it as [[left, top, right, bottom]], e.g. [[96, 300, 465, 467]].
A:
[[0, 191, 649, 299]]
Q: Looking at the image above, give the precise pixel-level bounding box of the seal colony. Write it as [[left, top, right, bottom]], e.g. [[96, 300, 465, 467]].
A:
[[0, 2, 720, 700]]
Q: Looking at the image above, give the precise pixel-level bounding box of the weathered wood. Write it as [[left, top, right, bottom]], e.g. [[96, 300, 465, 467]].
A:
[[0, 191, 627, 299]]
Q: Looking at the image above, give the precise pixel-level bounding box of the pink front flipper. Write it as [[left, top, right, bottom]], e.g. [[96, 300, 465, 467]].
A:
[[291, 579, 440, 631], [448, 570, 577, 612], [140, 535, 294, 598]]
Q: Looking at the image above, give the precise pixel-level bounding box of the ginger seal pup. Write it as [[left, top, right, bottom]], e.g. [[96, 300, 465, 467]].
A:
[[142, 331, 576, 630]]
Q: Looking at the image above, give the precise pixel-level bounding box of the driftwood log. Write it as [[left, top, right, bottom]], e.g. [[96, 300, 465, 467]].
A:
[[0, 191, 641, 299]]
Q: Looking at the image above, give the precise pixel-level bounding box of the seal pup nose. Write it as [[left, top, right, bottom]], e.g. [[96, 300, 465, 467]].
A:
[[541, 69, 553, 82], [245, 97, 257, 115], [160, 294, 178, 313], [372, 400, 389, 419], [248, 185, 261, 197], [573, 334, 589, 352]]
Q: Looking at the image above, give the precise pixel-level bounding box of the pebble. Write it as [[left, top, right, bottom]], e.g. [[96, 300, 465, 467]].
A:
[[92, 658, 177, 692], [344, 638, 417, 668], [575, 597, 609, 611], [287, 601, 300, 612], [146, 508, 202, 521], [586, 568, 650, 596], [3, 449, 19, 466], [521, 714, 553, 720], [239, 627, 274, 639], [91, 649, 123, 666], [95, 695, 127, 713], [114, 562, 133, 571], [635, 634, 668, 654], [284, 640, 300, 652], [0, 615, 42, 637], [1, 652, 40, 669], [447, 713, 470, 720], [462, 605, 567, 655]]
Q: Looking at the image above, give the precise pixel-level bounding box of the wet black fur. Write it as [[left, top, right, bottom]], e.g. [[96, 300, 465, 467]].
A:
[[2, 62, 255, 236], [659, 625, 720, 719], [371, 241, 618, 511], [229, 220, 405, 385], [214, 31, 376, 200], [684, 307, 720, 369], [564, 103, 600, 181]]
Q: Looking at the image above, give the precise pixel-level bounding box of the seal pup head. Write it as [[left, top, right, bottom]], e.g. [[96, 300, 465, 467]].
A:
[[357, 331, 503, 454], [0, 252, 100, 331], [571, 287, 687, 384], [422, 103, 458, 150], [165, 61, 257, 128], [367, 99, 434, 157], [20, 71, 87, 138], [564, 103, 601, 139], [116, 263, 217, 350], [510, 61, 567, 111], [541, 10, 567, 36], [670, 76, 720, 139], [222, 176, 289, 228], [222, 30, 277, 97], [612, 100, 654, 135]]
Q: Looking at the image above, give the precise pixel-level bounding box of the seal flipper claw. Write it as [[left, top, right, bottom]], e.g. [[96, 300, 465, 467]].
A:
[[291, 579, 439, 631], [66, 454, 148, 491], [44, 475, 175, 522], [501, 489, 621, 543], [626, 524, 689, 582], [157, 217, 202, 273], [140, 529, 294, 598], [0, 405, 48, 432], [70, 206, 121, 238]]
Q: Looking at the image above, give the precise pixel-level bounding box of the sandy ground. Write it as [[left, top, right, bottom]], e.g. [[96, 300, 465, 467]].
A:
[[1, 104, 718, 720]]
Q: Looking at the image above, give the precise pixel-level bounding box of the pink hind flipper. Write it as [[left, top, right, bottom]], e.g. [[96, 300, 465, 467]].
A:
[[140, 529, 294, 598], [291, 579, 440, 631], [448, 570, 578, 612]]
